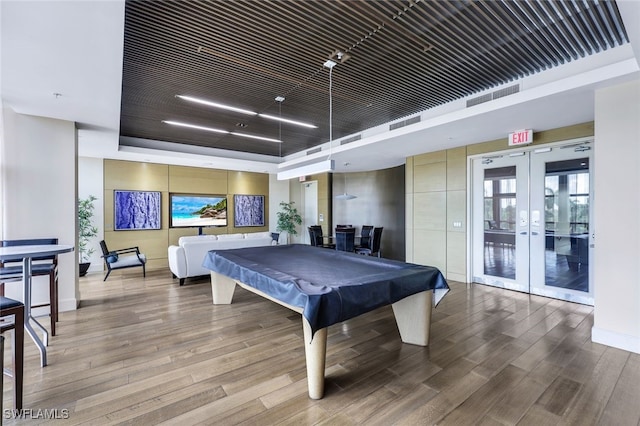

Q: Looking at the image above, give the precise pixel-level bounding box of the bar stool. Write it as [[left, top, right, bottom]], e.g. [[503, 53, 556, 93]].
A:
[[1, 238, 59, 336], [1, 296, 25, 410]]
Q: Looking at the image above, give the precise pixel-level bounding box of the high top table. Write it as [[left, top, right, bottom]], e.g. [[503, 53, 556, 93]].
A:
[[0, 244, 74, 366]]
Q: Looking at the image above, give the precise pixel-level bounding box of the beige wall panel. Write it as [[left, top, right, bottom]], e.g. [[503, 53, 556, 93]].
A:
[[467, 122, 594, 156], [412, 229, 446, 271], [405, 157, 414, 194], [228, 171, 269, 235], [447, 147, 467, 191], [414, 162, 446, 193], [447, 190, 466, 233], [104, 230, 167, 263], [104, 160, 168, 191], [228, 171, 269, 195], [104, 189, 114, 231], [413, 192, 446, 231], [168, 165, 228, 194], [446, 231, 466, 276], [308, 173, 331, 233], [405, 193, 414, 263], [446, 272, 466, 283], [413, 150, 446, 166], [311, 173, 330, 199]]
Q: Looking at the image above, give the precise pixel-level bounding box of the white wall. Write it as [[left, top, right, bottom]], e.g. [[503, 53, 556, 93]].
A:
[[78, 156, 104, 272], [592, 79, 640, 354], [269, 174, 291, 244], [1, 107, 78, 312]]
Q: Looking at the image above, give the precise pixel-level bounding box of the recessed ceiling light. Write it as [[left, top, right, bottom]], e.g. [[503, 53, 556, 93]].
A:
[[176, 95, 256, 116]]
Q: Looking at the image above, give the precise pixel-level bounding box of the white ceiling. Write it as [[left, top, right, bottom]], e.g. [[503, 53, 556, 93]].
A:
[[2, 0, 639, 175]]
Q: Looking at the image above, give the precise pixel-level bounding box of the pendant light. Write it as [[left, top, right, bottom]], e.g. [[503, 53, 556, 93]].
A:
[[336, 162, 357, 200]]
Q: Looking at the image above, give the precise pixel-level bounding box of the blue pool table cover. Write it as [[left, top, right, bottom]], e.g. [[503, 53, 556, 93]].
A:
[[203, 244, 449, 334]]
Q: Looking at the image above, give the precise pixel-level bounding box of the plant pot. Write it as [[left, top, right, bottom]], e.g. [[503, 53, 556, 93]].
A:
[[79, 262, 91, 277]]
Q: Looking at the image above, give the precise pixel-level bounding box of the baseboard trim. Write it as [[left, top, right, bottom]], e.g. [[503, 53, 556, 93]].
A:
[[592, 326, 640, 354], [58, 297, 79, 312]]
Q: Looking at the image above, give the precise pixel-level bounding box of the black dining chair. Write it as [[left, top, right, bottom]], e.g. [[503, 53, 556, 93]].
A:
[[335, 227, 356, 252], [0, 238, 59, 336], [356, 227, 383, 257], [308, 226, 334, 249], [1, 296, 25, 410], [356, 225, 374, 250]]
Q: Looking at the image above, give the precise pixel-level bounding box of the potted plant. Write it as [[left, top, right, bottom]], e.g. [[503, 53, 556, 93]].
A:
[[78, 195, 98, 276], [276, 201, 302, 244]]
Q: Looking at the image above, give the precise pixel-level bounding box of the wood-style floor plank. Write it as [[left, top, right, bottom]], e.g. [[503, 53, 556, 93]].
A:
[[2, 268, 638, 425]]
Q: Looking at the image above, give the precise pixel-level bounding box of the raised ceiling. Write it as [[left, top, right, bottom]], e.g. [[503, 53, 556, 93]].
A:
[[120, 0, 628, 160]]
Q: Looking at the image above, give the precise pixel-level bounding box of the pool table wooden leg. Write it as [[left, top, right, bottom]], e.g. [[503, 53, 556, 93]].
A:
[[391, 290, 433, 346], [302, 318, 327, 400], [210, 272, 236, 304]]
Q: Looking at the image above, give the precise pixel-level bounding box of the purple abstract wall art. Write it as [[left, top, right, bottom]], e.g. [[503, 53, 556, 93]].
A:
[[234, 194, 265, 227], [114, 190, 161, 230]]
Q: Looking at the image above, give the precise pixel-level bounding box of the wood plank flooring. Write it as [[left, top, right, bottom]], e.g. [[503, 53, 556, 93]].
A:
[[2, 268, 639, 425]]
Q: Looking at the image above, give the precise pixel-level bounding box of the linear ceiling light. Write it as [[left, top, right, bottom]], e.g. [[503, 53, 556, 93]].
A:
[[162, 120, 228, 134], [176, 95, 256, 115], [277, 159, 335, 181], [258, 113, 317, 128], [230, 132, 281, 143], [164, 120, 281, 143]]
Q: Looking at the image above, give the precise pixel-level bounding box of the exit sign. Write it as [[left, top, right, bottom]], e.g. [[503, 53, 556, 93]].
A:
[[508, 129, 533, 146]]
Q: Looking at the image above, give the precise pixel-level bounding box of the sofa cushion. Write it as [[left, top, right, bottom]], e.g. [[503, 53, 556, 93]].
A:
[[216, 233, 244, 240], [178, 235, 217, 246], [244, 231, 271, 239]]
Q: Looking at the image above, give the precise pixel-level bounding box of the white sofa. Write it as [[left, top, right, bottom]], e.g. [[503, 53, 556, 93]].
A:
[[168, 231, 276, 285]]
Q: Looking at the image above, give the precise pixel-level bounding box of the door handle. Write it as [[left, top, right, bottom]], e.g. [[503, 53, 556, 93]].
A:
[[531, 231, 539, 236], [520, 231, 527, 235]]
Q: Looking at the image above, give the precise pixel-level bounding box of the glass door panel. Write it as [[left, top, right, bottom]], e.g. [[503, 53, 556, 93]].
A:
[[530, 148, 594, 304], [472, 154, 529, 293]]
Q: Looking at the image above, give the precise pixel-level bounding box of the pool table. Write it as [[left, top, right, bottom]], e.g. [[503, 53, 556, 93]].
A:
[[203, 244, 449, 399]]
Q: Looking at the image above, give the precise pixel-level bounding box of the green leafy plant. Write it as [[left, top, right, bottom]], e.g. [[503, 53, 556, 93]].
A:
[[276, 201, 302, 242], [78, 195, 99, 263]]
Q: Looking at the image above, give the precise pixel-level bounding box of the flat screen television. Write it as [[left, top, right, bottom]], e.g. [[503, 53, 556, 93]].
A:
[[169, 193, 227, 228]]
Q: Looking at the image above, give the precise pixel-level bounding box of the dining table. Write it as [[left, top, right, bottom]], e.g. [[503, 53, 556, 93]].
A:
[[0, 244, 74, 366]]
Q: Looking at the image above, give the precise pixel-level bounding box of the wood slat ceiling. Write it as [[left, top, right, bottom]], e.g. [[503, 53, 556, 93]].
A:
[[120, 0, 628, 158]]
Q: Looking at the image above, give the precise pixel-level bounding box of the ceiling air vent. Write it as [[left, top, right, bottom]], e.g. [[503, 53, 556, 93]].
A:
[[467, 93, 492, 107], [492, 84, 519, 100], [389, 115, 421, 131], [306, 147, 322, 155], [467, 84, 520, 107], [340, 134, 361, 145]]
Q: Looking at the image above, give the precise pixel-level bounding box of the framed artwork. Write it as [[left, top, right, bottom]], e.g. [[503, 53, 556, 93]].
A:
[[234, 194, 265, 227], [114, 190, 162, 230]]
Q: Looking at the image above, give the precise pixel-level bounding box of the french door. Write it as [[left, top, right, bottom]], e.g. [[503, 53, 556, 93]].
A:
[[472, 142, 594, 305]]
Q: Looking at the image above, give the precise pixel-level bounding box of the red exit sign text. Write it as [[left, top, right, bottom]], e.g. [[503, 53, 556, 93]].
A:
[[508, 129, 533, 146]]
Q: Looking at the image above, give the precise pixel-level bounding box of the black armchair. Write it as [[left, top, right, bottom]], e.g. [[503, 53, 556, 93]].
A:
[[99, 240, 146, 281]]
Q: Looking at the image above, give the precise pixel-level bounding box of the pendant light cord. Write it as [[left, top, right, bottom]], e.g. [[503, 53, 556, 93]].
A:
[[328, 65, 333, 160]]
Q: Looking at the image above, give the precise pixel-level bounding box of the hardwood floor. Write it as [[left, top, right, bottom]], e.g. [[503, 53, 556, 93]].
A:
[[2, 268, 639, 425]]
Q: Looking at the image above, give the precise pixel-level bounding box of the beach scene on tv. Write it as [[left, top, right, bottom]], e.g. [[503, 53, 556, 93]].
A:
[[170, 195, 227, 227]]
